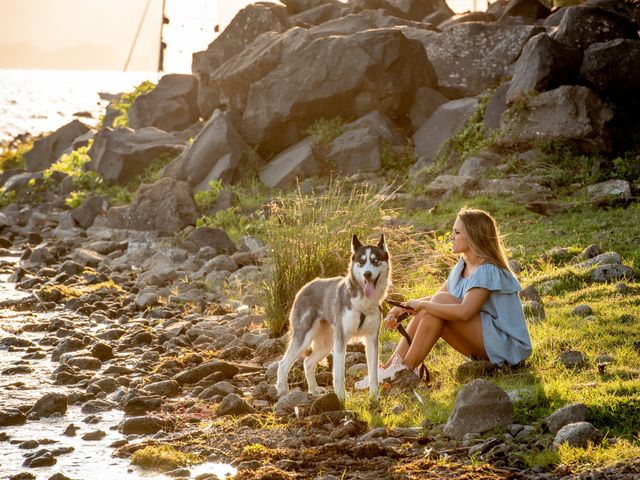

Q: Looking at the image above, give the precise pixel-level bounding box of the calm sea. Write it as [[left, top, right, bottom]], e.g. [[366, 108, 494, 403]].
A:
[[0, 69, 160, 144]]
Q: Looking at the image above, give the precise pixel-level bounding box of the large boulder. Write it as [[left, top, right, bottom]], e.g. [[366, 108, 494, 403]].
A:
[[71, 195, 108, 229], [105, 178, 198, 233], [24, 120, 90, 172], [422, 23, 542, 97], [86, 127, 185, 184], [506, 33, 582, 104], [409, 86, 449, 131], [289, 2, 351, 26], [500, 0, 551, 20], [580, 38, 640, 114], [552, 6, 638, 51], [208, 28, 313, 114], [498, 85, 615, 152], [127, 74, 199, 132], [163, 109, 252, 191], [309, 14, 376, 37], [241, 28, 435, 153], [412, 97, 480, 166], [259, 137, 317, 188], [192, 2, 290, 118], [281, 0, 340, 14], [444, 379, 514, 440]]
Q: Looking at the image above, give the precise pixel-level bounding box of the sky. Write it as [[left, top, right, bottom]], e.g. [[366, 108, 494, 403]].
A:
[[0, 0, 480, 73]]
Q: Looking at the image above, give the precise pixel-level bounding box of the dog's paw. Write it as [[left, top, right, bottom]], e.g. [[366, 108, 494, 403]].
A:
[[308, 386, 327, 396]]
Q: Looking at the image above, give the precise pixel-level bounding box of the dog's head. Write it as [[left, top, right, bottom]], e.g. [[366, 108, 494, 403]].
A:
[[350, 233, 390, 299]]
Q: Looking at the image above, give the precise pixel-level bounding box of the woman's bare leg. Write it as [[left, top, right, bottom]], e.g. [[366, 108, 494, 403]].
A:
[[400, 292, 488, 368]]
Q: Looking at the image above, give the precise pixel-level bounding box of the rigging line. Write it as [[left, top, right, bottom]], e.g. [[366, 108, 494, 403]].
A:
[[124, 0, 154, 72]]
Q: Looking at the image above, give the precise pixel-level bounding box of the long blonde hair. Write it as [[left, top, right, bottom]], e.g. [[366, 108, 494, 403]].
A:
[[458, 208, 511, 271]]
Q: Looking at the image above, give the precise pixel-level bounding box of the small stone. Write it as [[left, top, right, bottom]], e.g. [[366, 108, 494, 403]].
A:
[[553, 421, 601, 449], [554, 350, 588, 369], [571, 304, 593, 317]]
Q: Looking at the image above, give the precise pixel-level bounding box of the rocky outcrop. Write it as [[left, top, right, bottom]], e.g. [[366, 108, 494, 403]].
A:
[[24, 120, 90, 172], [163, 109, 253, 190], [127, 74, 199, 132], [240, 28, 435, 153], [192, 2, 290, 118], [422, 23, 542, 97], [498, 85, 615, 151], [86, 127, 185, 184]]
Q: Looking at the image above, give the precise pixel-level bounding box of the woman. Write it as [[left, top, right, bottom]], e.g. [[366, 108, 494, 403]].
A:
[[356, 208, 532, 388]]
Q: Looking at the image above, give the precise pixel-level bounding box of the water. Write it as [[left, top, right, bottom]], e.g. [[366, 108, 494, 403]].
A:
[[0, 254, 235, 479], [0, 69, 160, 144]]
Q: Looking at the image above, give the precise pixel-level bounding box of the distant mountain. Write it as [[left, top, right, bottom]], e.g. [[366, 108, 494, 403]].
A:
[[0, 42, 156, 70]]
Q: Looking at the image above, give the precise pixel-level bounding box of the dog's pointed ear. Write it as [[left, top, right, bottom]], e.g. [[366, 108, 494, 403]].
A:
[[378, 233, 387, 251], [352, 234, 362, 252]]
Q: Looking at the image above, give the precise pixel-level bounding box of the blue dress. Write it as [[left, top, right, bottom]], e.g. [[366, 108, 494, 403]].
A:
[[447, 258, 532, 365]]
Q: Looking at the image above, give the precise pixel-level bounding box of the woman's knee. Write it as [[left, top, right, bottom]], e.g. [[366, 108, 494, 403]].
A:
[[431, 292, 461, 305]]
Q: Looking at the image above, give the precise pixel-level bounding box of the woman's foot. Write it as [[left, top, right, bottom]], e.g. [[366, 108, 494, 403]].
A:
[[354, 354, 402, 390]]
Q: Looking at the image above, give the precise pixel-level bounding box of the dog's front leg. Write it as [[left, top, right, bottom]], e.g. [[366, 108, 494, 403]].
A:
[[364, 317, 380, 399], [332, 327, 347, 403]]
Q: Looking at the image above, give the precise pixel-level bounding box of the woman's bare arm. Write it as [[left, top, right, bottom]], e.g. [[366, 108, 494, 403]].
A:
[[406, 287, 490, 322]]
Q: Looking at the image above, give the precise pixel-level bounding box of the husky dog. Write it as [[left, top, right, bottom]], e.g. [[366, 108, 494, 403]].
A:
[[276, 234, 390, 401]]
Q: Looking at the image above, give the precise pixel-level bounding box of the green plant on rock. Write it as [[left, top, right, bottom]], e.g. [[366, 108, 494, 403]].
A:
[[109, 80, 156, 128], [196, 206, 264, 243], [194, 179, 224, 211], [305, 117, 345, 170], [0, 140, 32, 172], [380, 140, 417, 174]]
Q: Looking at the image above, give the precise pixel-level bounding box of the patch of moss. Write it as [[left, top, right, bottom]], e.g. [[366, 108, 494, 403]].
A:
[[130, 445, 203, 471]]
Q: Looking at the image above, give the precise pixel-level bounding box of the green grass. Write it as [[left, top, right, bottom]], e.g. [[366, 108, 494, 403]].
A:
[[130, 445, 203, 471], [0, 140, 32, 172]]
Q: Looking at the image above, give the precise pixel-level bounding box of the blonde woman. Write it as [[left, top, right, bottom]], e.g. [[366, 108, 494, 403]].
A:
[[356, 208, 532, 388]]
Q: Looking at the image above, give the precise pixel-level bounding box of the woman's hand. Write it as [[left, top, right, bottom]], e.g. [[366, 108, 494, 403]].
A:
[[384, 306, 404, 329], [405, 300, 424, 312]]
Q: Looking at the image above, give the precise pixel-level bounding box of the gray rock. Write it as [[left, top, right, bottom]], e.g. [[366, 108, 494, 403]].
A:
[[506, 33, 581, 104], [209, 28, 313, 115], [500, 0, 550, 20], [119, 415, 166, 435], [216, 393, 255, 416], [65, 356, 102, 370], [325, 127, 382, 175], [482, 82, 510, 133], [0, 408, 27, 426], [259, 137, 316, 188], [458, 154, 500, 178], [172, 360, 239, 385], [309, 14, 376, 37], [591, 264, 634, 282], [86, 127, 185, 184], [281, 0, 338, 15], [498, 86, 615, 152], [522, 301, 546, 322], [444, 379, 514, 440], [552, 6, 638, 51], [193, 3, 290, 118], [581, 39, 640, 113], [275, 390, 311, 416], [127, 74, 199, 132], [583, 179, 632, 205], [241, 28, 434, 152], [309, 392, 343, 415], [423, 23, 542, 97], [51, 337, 85, 362], [185, 227, 236, 255], [555, 350, 588, 369], [70, 195, 108, 229], [544, 403, 588, 434], [575, 251, 622, 269], [409, 86, 449, 132], [143, 379, 180, 397], [23, 450, 56, 467], [163, 109, 251, 190], [553, 421, 602, 449], [123, 396, 163, 415], [425, 175, 477, 196], [289, 3, 350, 26], [412, 97, 480, 167], [105, 178, 198, 233], [572, 304, 593, 317], [24, 120, 90, 172]]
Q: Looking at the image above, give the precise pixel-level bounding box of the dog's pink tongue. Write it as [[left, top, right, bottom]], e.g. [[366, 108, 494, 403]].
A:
[[364, 282, 375, 298]]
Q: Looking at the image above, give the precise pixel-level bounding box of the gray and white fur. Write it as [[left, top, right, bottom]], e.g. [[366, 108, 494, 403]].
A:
[[276, 234, 390, 401]]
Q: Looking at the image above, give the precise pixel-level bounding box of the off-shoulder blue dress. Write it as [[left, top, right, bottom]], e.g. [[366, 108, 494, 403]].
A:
[[447, 258, 532, 365]]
